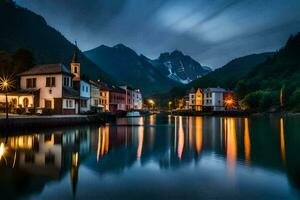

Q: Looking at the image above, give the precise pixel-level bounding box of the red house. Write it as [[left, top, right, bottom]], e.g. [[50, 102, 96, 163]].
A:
[[109, 86, 126, 114]]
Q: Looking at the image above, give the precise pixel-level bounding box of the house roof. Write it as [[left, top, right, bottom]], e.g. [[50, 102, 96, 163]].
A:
[[62, 86, 80, 99], [18, 64, 73, 76], [203, 87, 226, 93], [6, 89, 40, 96], [109, 85, 126, 94], [189, 88, 195, 93]]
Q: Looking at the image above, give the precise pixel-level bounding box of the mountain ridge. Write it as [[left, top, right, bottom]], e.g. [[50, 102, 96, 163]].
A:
[[0, 1, 114, 83], [85, 44, 211, 94]]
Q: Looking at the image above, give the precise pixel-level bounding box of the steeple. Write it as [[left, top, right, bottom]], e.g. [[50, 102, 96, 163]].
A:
[[71, 41, 80, 81], [72, 41, 79, 63]]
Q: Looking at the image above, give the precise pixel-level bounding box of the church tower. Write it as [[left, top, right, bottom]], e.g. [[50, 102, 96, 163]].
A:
[[71, 41, 80, 81]]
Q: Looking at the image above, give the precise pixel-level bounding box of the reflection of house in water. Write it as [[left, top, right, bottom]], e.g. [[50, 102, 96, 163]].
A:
[[0, 126, 91, 198]]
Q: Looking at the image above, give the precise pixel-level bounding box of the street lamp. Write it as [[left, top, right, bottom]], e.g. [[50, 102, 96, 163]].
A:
[[148, 99, 155, 110], [0, 76, 14, 121], [168, 101, 172, 110]]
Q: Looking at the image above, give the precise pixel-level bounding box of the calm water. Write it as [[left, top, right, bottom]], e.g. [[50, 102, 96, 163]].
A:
[[0, 114, 300, 200]]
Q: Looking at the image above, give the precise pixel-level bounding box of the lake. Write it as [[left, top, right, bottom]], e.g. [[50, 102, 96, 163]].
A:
[[0, 114, 300, 200]]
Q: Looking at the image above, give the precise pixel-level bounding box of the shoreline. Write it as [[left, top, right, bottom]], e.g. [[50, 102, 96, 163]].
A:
[[0, 113, 115, 132], [169, 110, 300, 117]]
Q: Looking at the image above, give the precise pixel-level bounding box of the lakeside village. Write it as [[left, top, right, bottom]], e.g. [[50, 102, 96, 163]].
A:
[[0, 46, 238, 123], [0, 47, 143, 118], [169, 87, 237, 115]]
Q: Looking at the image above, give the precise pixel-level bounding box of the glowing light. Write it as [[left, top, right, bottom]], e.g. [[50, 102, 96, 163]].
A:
[[280, 118, 286, 166], [148, 99, 155, 105], [0, 143, 6, 159], [244, 118, 251, 165], [72, 152, 78, 167], [0, 75, 15, 91]]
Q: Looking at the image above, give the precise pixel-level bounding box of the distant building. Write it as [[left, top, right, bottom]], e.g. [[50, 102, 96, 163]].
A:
[[119, 85, 134, 110], [89, 80, 100, 112], [99, 83, 110, 112], [188, 88, 196, 110], [203, 87, 226, 111], [109, 86, 126, 114], [188, 88, 203, 111], [184, 95, 189, 110]]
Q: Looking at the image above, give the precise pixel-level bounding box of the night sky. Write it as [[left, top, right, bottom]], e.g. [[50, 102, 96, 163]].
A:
[[16, 0, 300, 69]]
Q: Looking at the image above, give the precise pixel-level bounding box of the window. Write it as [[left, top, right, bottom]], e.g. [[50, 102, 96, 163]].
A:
[[63, 77, 70, 87], [82, 85, 84, 92], [26, 78, 36, 88], [69, 100, 73, 107], [74, 66, 78, 73], [45, 100, 52, 108], [46, 77, 56, 87], [81, 99, 87, 108], [66, 100, 72, 108], [94, 99, 98, 106], [86, 86, 88, 92]]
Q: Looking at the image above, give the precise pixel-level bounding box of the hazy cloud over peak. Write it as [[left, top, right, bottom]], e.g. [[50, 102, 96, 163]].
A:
[[16, 0, 300, 68]]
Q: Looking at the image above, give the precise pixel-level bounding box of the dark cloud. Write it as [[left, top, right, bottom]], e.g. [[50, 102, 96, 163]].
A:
[[16, 0, 300, 68]]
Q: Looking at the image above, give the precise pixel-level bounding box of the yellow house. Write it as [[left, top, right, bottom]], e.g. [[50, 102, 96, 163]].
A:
[[99, 84, 110, 112], [195, 88, 203, 111]]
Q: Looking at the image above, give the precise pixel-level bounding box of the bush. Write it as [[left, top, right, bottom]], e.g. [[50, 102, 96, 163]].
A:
[[242, 90, 279, 112], [289, 88, 300, 112]]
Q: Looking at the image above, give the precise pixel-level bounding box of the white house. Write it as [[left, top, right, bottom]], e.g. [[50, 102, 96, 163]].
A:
[[203, 87, 226, 111], [89, 80, 100, 112], [188, 88, 195, 110], [18, 64, 79, 114]]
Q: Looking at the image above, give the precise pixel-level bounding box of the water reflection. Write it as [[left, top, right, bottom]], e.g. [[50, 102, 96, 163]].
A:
[[0, 115, 300, 199], [244, 118, 251, 165], [225, 118, 237, 175], [195, 117, 203, 155], [280, 117, 286, 166]]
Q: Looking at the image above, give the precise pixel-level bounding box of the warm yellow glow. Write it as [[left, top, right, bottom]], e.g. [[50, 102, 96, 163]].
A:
[[105, 126, 109, 153], [244, 118, 251, 165], [72, 152, 78, 167], [148, 99, 155, 105], [97, 126, 110, 162], [0, 143, 6, 159], [97, 127, 102, 162], [226, 118, 237, 175], [0, 75, 15, 91], [195, 88, 203, 111], [44, 134, 54, 145], [137, 126, 144, 159], [280, 118, 286, 166], [188, 117, 193, 149], [177, 116, 184, 159], [149, 114, 155, 126], [9, 136, 33, 149], [224, 95, 235, 108], [195, 117, 203, 154]]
